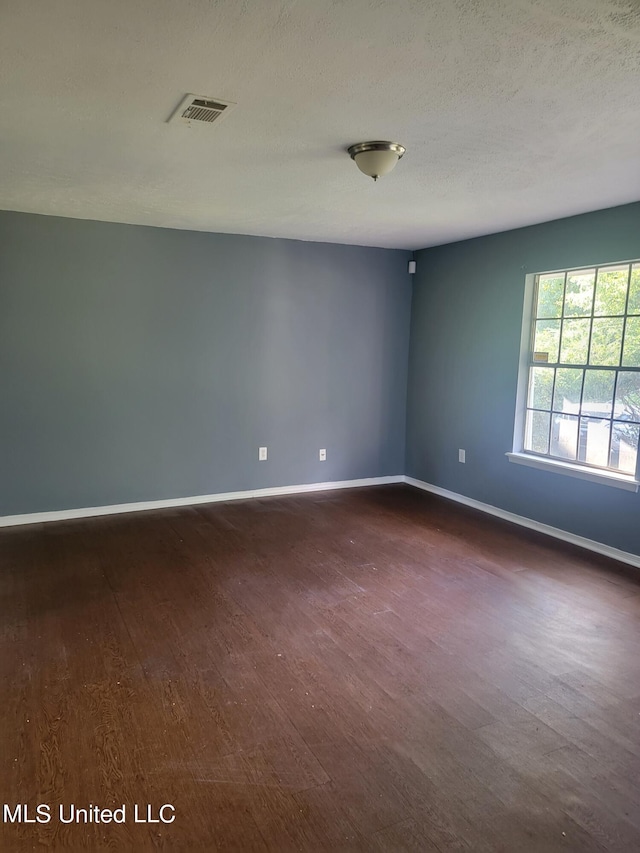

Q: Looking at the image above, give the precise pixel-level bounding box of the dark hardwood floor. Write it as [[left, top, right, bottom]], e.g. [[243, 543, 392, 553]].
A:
[[1, 484, 639, 851]]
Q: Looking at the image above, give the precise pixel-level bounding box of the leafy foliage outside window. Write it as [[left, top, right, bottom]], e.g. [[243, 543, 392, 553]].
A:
[[524, 262, 640, 476]]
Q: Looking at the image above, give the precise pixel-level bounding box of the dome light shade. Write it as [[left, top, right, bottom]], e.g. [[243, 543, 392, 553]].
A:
[[348, 141, 405, 181]]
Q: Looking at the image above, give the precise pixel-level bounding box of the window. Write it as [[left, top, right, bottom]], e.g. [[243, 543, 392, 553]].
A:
[[510, 261, 640, 490]]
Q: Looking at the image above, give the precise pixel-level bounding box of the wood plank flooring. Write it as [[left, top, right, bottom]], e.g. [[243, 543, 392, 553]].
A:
[[1, 484, 639, 851]]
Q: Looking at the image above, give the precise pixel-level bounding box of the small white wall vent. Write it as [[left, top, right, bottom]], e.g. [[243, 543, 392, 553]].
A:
[[168, 94, 237, 126]]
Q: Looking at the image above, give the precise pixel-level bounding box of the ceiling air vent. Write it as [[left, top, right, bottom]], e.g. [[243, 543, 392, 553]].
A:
[[168, 94, 237, 126]]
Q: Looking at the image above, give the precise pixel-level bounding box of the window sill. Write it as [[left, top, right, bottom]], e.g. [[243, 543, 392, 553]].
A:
[[506, 452, 639, 492]]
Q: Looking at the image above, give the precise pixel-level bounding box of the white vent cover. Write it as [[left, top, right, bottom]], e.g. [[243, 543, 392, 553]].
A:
[[168, 94, 237, 126]]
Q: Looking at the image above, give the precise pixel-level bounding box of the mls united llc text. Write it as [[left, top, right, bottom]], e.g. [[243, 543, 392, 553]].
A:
[[4, 803, 176, 824]]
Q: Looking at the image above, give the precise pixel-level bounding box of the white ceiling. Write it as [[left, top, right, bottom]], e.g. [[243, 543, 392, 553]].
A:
[[1, 0, 639, 249]]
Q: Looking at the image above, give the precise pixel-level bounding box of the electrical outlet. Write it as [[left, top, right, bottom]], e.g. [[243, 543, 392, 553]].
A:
[[458, 449, 466, 463], [319, 448, 327, 461], [259, 446, 268, 461]]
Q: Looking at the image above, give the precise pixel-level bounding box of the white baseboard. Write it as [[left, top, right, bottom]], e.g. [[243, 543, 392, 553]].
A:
[[3, 474, 637, 571], [0, 475, 403, 529], [403, 476, 640, 570]]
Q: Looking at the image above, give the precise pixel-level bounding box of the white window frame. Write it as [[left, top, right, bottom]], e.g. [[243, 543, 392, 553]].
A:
[[507, 262, 640, 493]]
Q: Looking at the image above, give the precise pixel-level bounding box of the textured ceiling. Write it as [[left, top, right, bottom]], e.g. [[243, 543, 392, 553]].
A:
[[0, 0, 639, 249]]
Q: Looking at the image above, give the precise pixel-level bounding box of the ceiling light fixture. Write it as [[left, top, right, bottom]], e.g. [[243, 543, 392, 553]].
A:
[[347, 141, 406, 181]]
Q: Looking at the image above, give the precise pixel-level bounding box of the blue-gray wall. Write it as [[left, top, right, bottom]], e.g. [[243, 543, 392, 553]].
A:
[[4, 203, 639, 557], [0, 211, 411, 515], [406, 202, 640, 556]]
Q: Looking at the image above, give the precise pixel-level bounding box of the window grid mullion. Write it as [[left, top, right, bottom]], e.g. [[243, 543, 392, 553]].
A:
[[585, 266, 599, 369], [576, 268, 600, 462], [551, 364, 639, 372], [557, 270, 568, 365], [619, 263, 633, 370], [607, 371, 620, 468], [547, 312, 640, 320], [548, 366, 558, 453]]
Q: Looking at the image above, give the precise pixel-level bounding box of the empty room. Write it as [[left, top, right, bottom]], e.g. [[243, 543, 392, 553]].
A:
[[1, 1, 639, 851]]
